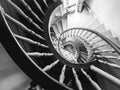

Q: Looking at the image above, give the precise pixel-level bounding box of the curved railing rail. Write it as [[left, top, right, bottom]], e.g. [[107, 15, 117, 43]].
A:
[[0, 0, 120, 90], [0, 6, 73, 90], [58, 28, 120, 55]]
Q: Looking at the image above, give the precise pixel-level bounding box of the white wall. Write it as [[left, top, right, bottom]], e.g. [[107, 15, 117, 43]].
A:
[[90, 0, 120, 37]]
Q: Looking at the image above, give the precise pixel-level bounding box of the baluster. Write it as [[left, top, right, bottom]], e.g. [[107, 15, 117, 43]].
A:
[[5, 13, 44, 40], [92, 44, 109, 50], [98, 55, 120, 60], [90, 65, 120, 87], [68, 30, 72, 37], [33, 0, 45, 15], [7, 0, 43, 31], [73, 29, 78, 37], [91, 39, 103, 46], [67, 80, 72, 87], [84, 32, 93, 39], [81, 69, 102, 90], [71, 29, 75, 37], [79, 30, 84, 36], [20, 0, 43, 23], [88, 35, 98, 42], [82, 31, 89, 38], [94, 49, 115, 53], [43, 0, 49, 8], [72, 68, 83, 90], [77, 29, 83, 37], [59, 65, 66, 83], [98, 60, 120, 69], [70, 30, 75, 37], [81, 31, 87, 37], [43, 60, 59, 72], [14, 34, 48, 48], [79, 55, 87, 63], [27, 52, 53, 57]]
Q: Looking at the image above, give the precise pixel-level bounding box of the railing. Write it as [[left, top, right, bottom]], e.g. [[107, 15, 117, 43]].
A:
[[0, 0, 120, 90]]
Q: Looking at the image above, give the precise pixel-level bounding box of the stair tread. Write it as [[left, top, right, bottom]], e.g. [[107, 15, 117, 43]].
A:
[[101, 30, 113, 39], [87, 19, 100, 29], [82, 14, 95, 27], [94, 24, 107, 33], [99, 52, 118, 57], [99, 56, 120, 66], [108, 58, 120, 66], [109, 37, 120, 47], [95, 49, 114, 53], [94, 45, 112, 50]]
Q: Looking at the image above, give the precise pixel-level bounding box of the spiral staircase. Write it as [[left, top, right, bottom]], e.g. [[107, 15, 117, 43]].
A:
[[0, 0, 120, 90]]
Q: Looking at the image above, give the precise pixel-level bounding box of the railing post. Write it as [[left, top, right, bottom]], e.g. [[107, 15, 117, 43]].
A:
[[90, 65, 120, 87]]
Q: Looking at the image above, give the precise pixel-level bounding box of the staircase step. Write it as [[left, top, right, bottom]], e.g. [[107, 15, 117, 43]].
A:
[[82, 14, 95, 27], [99, 52, 118, 57], [74, 29, 80, 37], [86, 34, 97, 42], [109, 37, 120, 47], [92, 41, 108, 49], [94, 24, 107, 33], [101, 30, 113, 39], [108, 58, 120, 66], [94, 49, 115, 53], [87, 19, 100, 29], [99, 55, 120, 67], [89, 37, 102, 44], [94, 45, 112, 50]]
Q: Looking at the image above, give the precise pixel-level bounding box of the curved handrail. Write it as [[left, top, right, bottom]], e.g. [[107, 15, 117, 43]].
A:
[[0, 7, 73, 90], [59, 28, 120, 55]]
